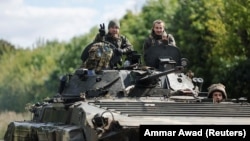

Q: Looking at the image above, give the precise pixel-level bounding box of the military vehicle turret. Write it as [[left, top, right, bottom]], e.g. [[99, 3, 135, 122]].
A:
[[4, 41, 250, 141]]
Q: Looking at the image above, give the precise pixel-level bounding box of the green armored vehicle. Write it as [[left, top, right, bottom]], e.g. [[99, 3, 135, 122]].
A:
[[4, 41, 250, 141]]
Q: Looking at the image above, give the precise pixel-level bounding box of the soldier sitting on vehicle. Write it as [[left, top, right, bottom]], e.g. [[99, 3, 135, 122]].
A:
[[81, 19, 133, 72], [207, 83, 227, 103], [94, 19, 133, 68]]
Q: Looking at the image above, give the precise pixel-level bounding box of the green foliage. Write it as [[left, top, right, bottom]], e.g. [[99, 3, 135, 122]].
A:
[[212, 0, 250, 98], [224, 0, 250, 49], [0, 40, 65, 112], [56, 27, 97, 75], [205, 0, 249, 89], [224, 58, 250, 99], [0, 0, 249, 112], [168, 0, 227, 88], [141, 0, 178, 29], [120, 11, 148, 53], [0, 39, 15, 56], [0, 26, 98, 112]]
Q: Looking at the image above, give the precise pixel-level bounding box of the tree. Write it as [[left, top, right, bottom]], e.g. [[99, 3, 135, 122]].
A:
[[0, 39, 15, 56], [219, 0, 250, 98], [170, 0, 226, 89]]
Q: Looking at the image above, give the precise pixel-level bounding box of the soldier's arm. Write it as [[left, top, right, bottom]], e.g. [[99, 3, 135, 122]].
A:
[[93, 33, 105, 42]]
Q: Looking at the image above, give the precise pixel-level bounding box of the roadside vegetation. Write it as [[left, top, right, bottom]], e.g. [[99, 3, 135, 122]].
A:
[[0, 0, 249, 139], [0, 111, 30, 139]]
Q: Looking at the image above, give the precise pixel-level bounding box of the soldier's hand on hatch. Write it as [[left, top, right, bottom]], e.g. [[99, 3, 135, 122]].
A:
[[99, 23, 105, 37]]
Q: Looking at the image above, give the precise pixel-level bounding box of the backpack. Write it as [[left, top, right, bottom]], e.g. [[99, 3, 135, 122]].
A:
[[83, 42, 113, 71]]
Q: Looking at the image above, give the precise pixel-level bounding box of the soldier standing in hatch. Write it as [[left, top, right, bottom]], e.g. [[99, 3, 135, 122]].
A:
[[143, 19, 176, 49], [143, 19, 176, 65], [207, 83, 227, 103], [94, 19, 133, 68], [143, 19, 176, 67]]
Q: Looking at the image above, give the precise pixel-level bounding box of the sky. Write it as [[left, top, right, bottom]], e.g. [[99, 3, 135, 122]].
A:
[[0, 0, 147, 49]]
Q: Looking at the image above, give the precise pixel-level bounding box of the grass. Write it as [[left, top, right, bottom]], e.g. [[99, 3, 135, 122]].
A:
[[0, 111, 31, 140]]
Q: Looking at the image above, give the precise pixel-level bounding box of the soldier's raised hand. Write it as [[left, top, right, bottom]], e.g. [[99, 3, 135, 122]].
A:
[[99, 23, 105, 37]]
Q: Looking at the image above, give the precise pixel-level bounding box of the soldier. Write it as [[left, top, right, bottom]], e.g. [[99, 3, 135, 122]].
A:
[[143, 19, 177, 68], [94, 19, 133, 68], [207, 83, 227, 103], [143, 19, 176, 50]]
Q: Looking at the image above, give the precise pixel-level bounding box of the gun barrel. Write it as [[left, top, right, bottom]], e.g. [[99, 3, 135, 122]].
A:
[[139, 68, 176, 82]]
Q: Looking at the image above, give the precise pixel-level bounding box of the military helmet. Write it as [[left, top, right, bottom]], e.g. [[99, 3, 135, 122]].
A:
[[108, 19, 120, 29], [207, 83, 227, 99]]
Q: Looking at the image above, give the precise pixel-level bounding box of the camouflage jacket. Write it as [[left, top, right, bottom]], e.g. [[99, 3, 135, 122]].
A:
[[143, 32, 176, 62], [143, 32, 176, 50], [94, 33, 133, 54]]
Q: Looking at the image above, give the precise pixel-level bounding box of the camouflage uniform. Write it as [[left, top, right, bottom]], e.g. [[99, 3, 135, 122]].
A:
[[93, 20, 133, 67], [94, 33, 133, 55], [143, 31, 176, 64], [82, 19, 133, 70], [143, 31, 176, 50]]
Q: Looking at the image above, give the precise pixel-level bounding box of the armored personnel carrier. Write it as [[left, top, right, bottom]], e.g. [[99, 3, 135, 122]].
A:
[[4, 41, 250, 141]]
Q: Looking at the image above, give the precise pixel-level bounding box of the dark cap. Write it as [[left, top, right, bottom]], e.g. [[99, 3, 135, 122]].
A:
[[108, 19, 120, 29]]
